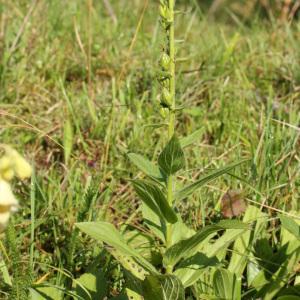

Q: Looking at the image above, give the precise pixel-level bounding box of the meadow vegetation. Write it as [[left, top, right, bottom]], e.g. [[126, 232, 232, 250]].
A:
[[0, 0, 300, 299]]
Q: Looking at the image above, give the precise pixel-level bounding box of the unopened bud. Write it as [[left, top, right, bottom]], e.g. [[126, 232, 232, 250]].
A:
[[159, 108, 168, 118], [159, 53, 170, 70], [160, 88, 172, 107]]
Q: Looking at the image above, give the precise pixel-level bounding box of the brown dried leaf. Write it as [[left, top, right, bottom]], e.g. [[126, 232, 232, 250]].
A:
[[221, 190, 246, 218]]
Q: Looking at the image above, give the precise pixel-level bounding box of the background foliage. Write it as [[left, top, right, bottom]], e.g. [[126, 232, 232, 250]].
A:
[[0, 0, 300, 299]]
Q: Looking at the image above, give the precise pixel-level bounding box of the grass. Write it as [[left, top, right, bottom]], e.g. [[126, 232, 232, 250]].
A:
[[0, 0, 300, 298]]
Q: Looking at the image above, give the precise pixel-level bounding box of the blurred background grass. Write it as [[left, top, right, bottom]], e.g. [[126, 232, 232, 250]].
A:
[[0, 0, 299, 297]]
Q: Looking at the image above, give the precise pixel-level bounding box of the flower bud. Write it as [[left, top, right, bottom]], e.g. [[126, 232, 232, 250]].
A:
[[160, 88, 172, 108], [159, 5, 167, 20], [159, 53, 170, 70], [159, 108, 168, 118]]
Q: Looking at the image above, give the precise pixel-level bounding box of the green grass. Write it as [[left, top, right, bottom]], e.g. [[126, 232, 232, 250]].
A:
[[0, 0, 299, 299]]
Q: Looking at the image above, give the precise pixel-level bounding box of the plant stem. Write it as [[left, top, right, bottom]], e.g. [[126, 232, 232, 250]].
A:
[[166, 0, 175, 274], [29, 169, 35, 270], [168, 0, 176, 138]]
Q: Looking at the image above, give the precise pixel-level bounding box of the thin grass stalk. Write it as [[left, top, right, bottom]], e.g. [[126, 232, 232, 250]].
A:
[[29, 169, 35, 270]]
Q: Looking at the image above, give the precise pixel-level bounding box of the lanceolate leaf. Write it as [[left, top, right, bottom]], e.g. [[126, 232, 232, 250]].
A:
[[75, 222, 157, 274], [75, 268, 107, 300], [132, 180, 177, 224], [164, 221, 248, 267], [175, 159, 249, 201], [142, 275, 185, 300], [142, 202, 166, 242], [128, 153, 164, 181], [110, 249, 148, 280], [175, 253, 219, 287], [158, 135, 185, 175]]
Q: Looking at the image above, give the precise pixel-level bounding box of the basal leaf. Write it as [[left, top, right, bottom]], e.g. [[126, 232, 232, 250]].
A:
[[128, 153, 163, 181], [164, 220, 248, 268], [177, 226, 247, 288], [75, 269, 107, 300], [29, 286, 65, 300], [142, 274, 185, 300], [132, 180, 177, 224], [75, 222, 157, 274], [158, 135, 185, 175], [175, 159, 249, 201], [110, 249, 148, 280]]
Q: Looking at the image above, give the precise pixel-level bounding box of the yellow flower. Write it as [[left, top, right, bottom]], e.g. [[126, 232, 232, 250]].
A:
[[0, 145, 32, 233], [9, 148, 32, 180], [0, 146, 32, 181], [0, 180, 18, 232], [0, 156, 14, 181]]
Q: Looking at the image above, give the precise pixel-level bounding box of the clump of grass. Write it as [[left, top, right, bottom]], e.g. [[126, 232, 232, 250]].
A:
[[1, 0, 300, 299]]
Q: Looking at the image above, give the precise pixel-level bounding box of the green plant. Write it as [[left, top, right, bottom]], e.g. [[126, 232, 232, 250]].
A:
[[2, 1, 300, 299], [75, 1, 249, 299]]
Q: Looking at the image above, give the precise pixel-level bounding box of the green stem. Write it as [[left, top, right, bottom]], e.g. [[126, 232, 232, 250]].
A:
[[165, 0, 175, 274]]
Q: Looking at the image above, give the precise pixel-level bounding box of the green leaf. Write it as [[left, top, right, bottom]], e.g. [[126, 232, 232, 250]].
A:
[[128, 153, 163, 181], [110, 296, 128, 300], [175, 159, 249, 201], [280, 214, 300, 240], [29, 287, 64, 300], [125, 270, 144, 299], [217, 219, 249, 229], [142, 202, 166, 242], [213, 269, 241, 300], [180, 128, 204, 148], [75, 222, 157, 274], [171, 218, 195, 245], [158, 135, 185, 175], [126, 288, 143, 300], [176, 226, 247, 288], [75, 269, 107, 300], [132, 180, 177, 224], [277, 297, 300, 300], [164, 220, 248, 267], [256, 247, 300, 300], [110, 249, 148, 280], [0, 256, 11, 286], [175, 253, 219, 287], [142, 275, 185, 300], [206, 228, 247, 260], [277, 285, 300, 298]]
